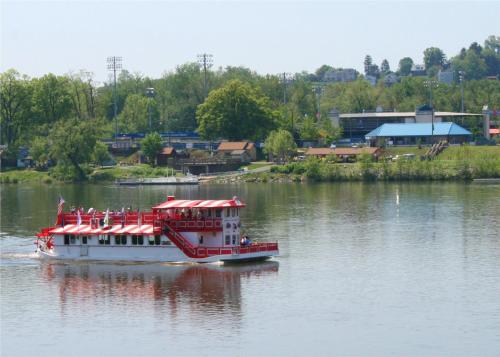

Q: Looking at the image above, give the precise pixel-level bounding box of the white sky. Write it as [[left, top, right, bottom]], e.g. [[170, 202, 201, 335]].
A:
[[1, 1, 499, 83]]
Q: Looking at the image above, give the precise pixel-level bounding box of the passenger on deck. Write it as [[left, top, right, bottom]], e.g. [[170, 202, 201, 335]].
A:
[[187, 209, 193, 220], [241, 235, 251, 246]]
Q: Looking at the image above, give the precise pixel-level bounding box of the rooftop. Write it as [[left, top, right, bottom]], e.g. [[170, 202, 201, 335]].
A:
[[154, 198, 245, 210], [217, 141, 253, 151], [365, 122, 472, 138], [339, 111, 481, 119]]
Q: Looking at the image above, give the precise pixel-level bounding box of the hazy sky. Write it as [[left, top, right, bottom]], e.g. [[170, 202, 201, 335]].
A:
[[1, 1, 499, 83]]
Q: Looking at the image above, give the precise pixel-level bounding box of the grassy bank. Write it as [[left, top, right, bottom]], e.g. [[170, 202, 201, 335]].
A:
[[219, 146, 500, 183], [0, 165, 178, 184]]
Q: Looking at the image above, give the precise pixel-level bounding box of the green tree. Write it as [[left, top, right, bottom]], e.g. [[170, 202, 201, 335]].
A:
[[300, 115, 318, 141], [141, 132, 163, 166], [381, 59, 390, 74], [30, 136, 50, 168], [264, 129, 296, 163], [118, 94, 150, 132], [49, 118, 100, 180], [364, 55, 373, 76], [484, 35, 500, 54], [423, 47, 446, 73], [196, 80, 278, 141], [398, 57, 414, 76], [32, 73, 73, 127], [92, 141, 111, 167], [0, 69, 32, 146], [315, 65, 334, 81]]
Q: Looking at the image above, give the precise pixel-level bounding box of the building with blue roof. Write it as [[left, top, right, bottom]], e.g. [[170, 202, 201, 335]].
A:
[[365, 122, 472, 146]]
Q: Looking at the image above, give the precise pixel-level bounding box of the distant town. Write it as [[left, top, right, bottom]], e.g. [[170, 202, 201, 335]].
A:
[[0, 35, 499, 182]]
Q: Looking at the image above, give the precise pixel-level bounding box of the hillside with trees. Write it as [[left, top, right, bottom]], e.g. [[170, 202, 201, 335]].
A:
[[1, 36, 499, 180]]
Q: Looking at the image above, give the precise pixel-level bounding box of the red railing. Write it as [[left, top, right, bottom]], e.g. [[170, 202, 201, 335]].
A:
[[163, 222, 278, 259]]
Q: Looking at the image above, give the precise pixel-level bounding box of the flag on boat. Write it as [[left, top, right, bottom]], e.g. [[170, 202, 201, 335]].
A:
[[137, 211, 142, 226], [57, 196, 65, 215], [77, 210, 82, 226], [104, 209, 109, 227]]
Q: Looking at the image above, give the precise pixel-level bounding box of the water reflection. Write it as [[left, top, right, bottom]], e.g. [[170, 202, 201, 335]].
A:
[[41, 261, 279, 319]]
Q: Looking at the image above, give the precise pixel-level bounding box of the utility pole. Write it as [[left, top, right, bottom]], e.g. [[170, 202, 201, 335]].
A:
[[281, 72, 292, 105], [424, 79, 438, 138], [197, 53, 213, 98], [459, 70, 465, 113], [312, 85, 324, 120], [107, 56, 122, 144], [145, 88, 156, 132]]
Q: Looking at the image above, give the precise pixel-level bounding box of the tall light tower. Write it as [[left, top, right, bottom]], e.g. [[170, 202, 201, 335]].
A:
[[424, 79, 438, 138], [459, 70, 465, 113], [145, 87, 156, 132], [107, 56, 122, 143], [312, 85, 324, 120], [281, 72, 292, 105], [197, 53, 213, 98]]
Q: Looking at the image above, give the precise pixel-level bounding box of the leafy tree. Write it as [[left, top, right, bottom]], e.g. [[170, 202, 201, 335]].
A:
[[32, 73, 73, 127], [364, 55, 373, 76], [49, 118, 100, 180], [141, 132, 163, 166], [30, 136, 50, 168], [264, 129, 296, 163], [381, 59, 390, 74], [398, 57, 414, 76], [299, 115, 318, 141], [484, 35, 500, 54], [423, 47, 446, 73], [118, 94, 152, 133], [315, 65, 334, 81], [196, 80, 278, 141], [0, 69, 32, 146], [92, 141, 111, 167]]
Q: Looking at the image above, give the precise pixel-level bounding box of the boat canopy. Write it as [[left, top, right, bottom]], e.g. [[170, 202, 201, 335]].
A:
[[153, 198, 245, 210], [49, 224, 157, 235]]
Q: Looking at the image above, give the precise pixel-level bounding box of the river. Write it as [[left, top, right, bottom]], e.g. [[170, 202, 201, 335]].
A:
[[1, 182, 499, 356]]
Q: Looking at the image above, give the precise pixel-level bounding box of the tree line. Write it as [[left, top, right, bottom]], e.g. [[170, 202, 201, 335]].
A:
[[1, 36, 499, 178]]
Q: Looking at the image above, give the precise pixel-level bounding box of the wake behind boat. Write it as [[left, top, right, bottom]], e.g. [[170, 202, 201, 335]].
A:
[[35, 196, 278, 263]]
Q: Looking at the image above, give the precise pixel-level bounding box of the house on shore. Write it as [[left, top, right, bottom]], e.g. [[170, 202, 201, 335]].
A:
[[217, 141, 256, 162]]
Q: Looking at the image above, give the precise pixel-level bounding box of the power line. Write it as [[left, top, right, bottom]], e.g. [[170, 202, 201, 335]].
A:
[[107, 56, 122, 144], [197, 53, 213, 98]]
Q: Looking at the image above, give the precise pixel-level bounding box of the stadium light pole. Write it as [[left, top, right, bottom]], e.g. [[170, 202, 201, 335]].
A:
[[145, 88, 156, 132], [197, 53, 213, 98], [424, 80, 438, 138], [107, 56, 122, 144], [459, 70, 465, 113]]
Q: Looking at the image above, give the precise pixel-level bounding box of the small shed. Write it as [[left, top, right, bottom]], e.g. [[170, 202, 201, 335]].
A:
[[230, 149, 252, 163], [157, 147, 177, 166]]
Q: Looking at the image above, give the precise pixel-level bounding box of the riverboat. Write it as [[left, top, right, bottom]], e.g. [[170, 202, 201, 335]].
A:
[[35, 196, 278, 263]]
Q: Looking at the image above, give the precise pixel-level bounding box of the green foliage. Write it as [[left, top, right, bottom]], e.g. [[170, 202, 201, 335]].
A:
[[92, 141, 111, 166], [299, 115, 319, 141], [49, 118, 100, 180], [118, 94, 150, 132], [30, 136, 50, 168], [398, 57, 414, 76], [196, 80, 278, 141], [141, 132, 163, 166], [264, 129, 296, 163], [423, 47, 446, 73]]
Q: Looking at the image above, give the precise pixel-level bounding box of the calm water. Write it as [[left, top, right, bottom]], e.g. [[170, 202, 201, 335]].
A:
[[1, 182, 499, 356]]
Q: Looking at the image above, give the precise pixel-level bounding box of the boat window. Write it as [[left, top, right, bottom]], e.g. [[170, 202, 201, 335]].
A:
[[154, 235, 161, 245], [207, 209, 212, 218], [105, 235, 110, 245], [115, 235, 121, 245], [236, 208, 239, 216], [215, 209, 222, 218], [82, 236, 88, 245], [121, 235, 127, 245], [225, 208, 229, 217], [132, 235, 137, 245], [70, 236, 76, 244], [232, 235, 236, 245], [64, 235, 70, 245], [99, 236, 104, 245], [148, 236, 155, 245], [138, 235, 144, 245], [225, 235, 231, 245]]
